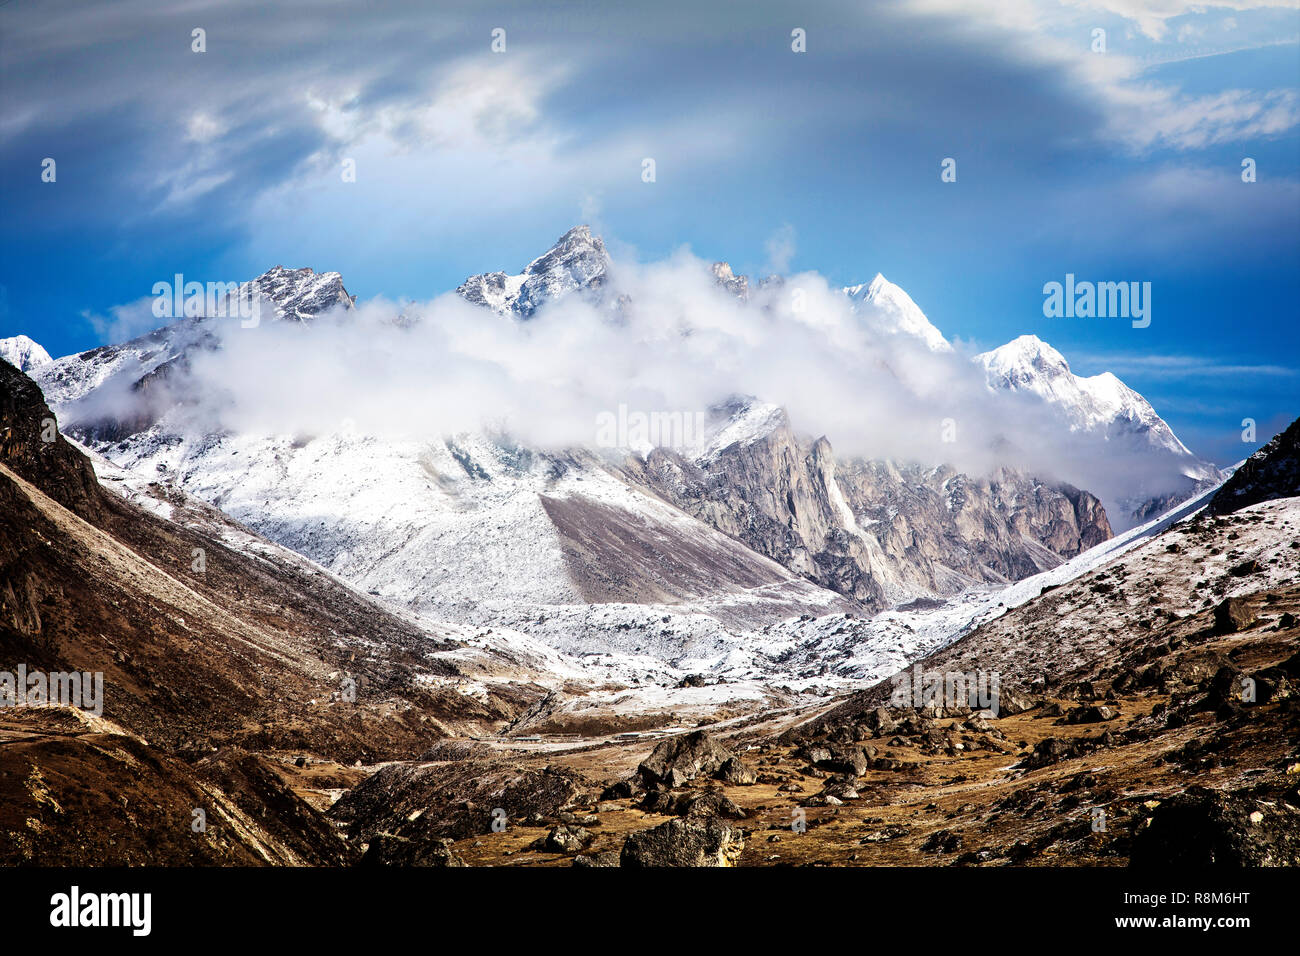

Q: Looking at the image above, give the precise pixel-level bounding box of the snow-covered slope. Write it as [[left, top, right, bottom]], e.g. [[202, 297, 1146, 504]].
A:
[[843, 274, 952, 352], [0, 334, 52, 372]]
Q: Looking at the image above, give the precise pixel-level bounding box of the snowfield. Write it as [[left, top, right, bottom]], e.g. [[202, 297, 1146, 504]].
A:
[[73, 432, 1240, 707]]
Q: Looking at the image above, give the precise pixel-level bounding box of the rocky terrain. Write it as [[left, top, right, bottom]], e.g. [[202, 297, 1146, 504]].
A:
[[4, 341, 1296, 864], [0, 357, 557, 863], [624, 405, 1111, 608], [2, 226, 1292, 868], [303, 440, 1300, 867], [1210, 417, 1300, 516]]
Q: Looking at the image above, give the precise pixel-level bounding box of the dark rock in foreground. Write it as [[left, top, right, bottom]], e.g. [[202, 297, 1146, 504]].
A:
[[1213, 597, 1257, 635], [360, 834, 466, 867], [1131, 787, 1300, 867], [621, 818, 746, 867]]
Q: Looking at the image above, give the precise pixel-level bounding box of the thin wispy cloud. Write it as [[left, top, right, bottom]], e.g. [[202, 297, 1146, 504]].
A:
[[1075, 352, 1299, 378]]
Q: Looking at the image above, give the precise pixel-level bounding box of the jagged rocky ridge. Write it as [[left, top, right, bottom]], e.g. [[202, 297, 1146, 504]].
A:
[[622, 404, 1109, 606], [1210, 417, 1300, 515]]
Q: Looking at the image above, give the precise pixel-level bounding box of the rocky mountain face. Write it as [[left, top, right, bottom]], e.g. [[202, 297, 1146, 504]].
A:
[[622, 402, 1110, 608], [232, 264, 355, 322], [1210, 416, 1300, 515], [0, 357, 105, 524], [710, 262, 751, 300]]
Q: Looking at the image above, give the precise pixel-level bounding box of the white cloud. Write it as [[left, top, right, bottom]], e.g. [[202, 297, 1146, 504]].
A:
[[902, 0, 1300, 151], [185, 112, 225, 144], [82, 297, 162, 344], [1074, 352, 1299, 378]]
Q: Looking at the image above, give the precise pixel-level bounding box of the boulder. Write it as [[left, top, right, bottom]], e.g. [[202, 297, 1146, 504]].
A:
[[797, 742, 868, 776], [683, 791, 747, 819], [637, 732, 736, 790], [1020, 737, 1079, 769], [639, 789, 747, 819], [863, 707, 900, 737], [1064, 704, 1119, 724], [360, 833, 466, 867], [620, 818, 746, 867], [716, 756, 758, 785], [1213, 597, 1256, 635], [1131, 788, 1300, 866], [995, 686, 1038, 716], [920, 829, 963, 854], [536, 825, 594, 854]]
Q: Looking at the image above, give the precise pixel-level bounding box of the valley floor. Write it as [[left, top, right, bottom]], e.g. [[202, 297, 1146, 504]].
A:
[[5, 499, 1298, 866]]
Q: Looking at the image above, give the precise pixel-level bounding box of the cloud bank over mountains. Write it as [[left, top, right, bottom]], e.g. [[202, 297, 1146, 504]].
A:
[[50, 232, 1217, 529]]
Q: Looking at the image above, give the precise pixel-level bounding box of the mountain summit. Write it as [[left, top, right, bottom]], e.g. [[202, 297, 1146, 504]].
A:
[[456, 225, 610, 318], [977, 334, 1222, 522], [235, 265, 355, 323], [843, 274, 952, 352], [0, 334, 52, 373]]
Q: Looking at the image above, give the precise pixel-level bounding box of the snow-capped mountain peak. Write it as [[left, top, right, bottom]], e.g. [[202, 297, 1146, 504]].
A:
[[843, 273, 952, 352], [29, 265, 354, 412], [0, 334, 52, 373], [232, 265, 355, 323], [456, 225, 610, 318], [978, 334, 1073, 387], [978, 333, 1158, 432], [976, 334, 1193, 446], [976, 333, 1220, 523], [710, 261, 750, 300]]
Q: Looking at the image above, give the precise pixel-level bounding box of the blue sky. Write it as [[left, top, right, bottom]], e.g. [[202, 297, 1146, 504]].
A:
[[1, 0, 1297, 463]]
